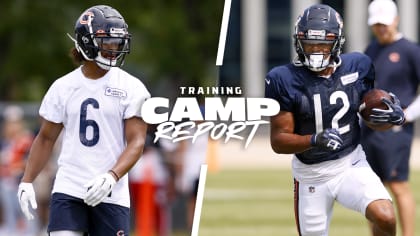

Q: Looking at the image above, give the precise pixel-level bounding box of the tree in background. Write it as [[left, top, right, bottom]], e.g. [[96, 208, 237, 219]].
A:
[[0, 0, 224, 101]]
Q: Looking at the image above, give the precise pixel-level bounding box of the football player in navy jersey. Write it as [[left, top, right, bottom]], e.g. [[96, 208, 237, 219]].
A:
[[265, 4, 405, 236], [361, 1, 420, 236]]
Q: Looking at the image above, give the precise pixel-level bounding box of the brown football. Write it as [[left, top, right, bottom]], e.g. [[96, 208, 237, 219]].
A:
[[359, 89, 393, 131]]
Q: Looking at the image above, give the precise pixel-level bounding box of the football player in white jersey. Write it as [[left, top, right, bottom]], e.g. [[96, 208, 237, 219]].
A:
[[17, 5, 150, 236]]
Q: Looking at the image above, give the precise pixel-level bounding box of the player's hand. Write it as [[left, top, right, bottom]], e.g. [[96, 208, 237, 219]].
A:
[[17, 182, 38, 220], [311, 128, 343, 151], [84, 173, 116, 207], [370, 93, 405, 125]]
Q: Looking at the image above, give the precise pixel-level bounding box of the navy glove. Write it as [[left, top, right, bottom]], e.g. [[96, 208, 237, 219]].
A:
[[370, 93, 405, 125], [310, 128, 343, 151]]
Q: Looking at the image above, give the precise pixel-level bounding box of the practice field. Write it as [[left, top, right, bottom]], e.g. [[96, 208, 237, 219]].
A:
[[199, 169, 420, 236]]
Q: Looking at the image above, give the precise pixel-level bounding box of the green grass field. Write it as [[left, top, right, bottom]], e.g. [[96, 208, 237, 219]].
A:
[[199, 169, 420, 236]]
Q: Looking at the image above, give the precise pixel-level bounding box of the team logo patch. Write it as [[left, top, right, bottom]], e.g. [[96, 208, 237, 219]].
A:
[[309, 186, 315, 193], [389, 52, 400, 63], [340, 72, 358, 85], [105, 87, 127, 98]]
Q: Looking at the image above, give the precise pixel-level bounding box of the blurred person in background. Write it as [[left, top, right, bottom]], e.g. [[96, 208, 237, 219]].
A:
[[177, 131, 208, 232], [0, 105, 36, 235], [129, 125, 172, 236], [16, 4, 150, 236], [265, 4, 404, 236], [361, 1, 420, 236], [176, 105, 208, 231]]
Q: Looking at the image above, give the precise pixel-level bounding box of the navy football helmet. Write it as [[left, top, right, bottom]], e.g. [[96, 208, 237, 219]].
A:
[[71, 5, 131, 70], [293, 4, 345, 72]]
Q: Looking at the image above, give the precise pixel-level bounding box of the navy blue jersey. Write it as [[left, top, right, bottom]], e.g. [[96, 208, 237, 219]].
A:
[[265, 52, 374, 164], [365, 38, 420, 108], [361, 38, 420, 182]]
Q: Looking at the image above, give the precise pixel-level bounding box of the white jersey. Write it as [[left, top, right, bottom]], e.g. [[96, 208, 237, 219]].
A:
[[39, 67, 150, 207]]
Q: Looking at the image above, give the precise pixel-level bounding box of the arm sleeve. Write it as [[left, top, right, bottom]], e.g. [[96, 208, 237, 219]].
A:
[[359, 54, 375, 95], [264, 69, 293, 111], [404, 95, 420, 122], [409, 44, 420, 85], [404, 43, 420, 122]]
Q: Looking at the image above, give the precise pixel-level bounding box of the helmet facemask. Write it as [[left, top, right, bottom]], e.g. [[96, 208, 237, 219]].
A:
[[92, 31, 131, 70], [297, 37, 336, 72], [293, 4, 345, 72]]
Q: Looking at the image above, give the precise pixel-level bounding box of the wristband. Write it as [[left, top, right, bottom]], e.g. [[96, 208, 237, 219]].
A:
[[108, 170, 120, 181]]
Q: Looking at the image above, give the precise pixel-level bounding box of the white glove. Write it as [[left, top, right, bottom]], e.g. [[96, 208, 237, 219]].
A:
[[17, 182, 38, 220], [84, 173, 116, 207]]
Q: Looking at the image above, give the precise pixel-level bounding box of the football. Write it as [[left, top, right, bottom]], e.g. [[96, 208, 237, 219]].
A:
[[359, 89, 393, 130]]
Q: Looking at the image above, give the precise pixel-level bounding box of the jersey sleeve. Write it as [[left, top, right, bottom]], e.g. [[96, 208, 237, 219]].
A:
[[264, 67, 293, 112], [355, 53, 375, 94], [121, 79, 151, 119], [408, 43, 420, 84], [366, 63, 375, 90], [39, 80, 66, 123]]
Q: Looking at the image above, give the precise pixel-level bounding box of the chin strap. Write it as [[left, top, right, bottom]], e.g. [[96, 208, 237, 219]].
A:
[[328, 55, 342, 69], [292, 56, 304, 67], [96, 61, 112, 71], [293, 55, 342, 72], [292, 56, 342, 68]]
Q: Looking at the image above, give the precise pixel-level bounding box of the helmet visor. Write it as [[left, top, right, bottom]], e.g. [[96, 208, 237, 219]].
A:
[[298, 39, 335, 71], [94, 36, 130, 59], [301, 40, 334, 55]]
